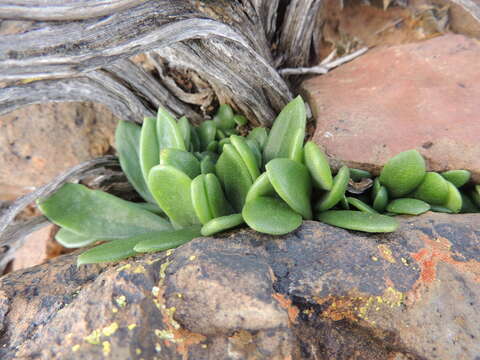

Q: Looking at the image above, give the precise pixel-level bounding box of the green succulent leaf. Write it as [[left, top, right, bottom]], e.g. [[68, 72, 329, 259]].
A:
[[115, 120, 156, 204], [201, 213, 244, 236], [133, 226, 201, 253], [191, 174, 214, 225], [346, 197, 378, 214], [204, 173, 233, 218], [216, 144, 253, 212], [233, 114, 247, 126], [245, 172, 275, 204], [386, 198, 430, 215], [340, 195, 350, 209], [242, 196, 302, 235], [379, 149, 426, 197], [190, 126, 201, 152], [315, 166, 350, 212], [55, 228, 98, 248], [247, 127, 269, 149], [148, 165, 200, 228], [37, 183, 172, 238], [77, 234, 150, 265], [177, 116, 191, 150], [198, 120, 217, 150], [304, 141, 333, 191], [372, 184, 389, 212], [441, 170, 471, 188], [349, 168, 372, 181], [429, 205, 454, 213], [266, 158, 312, 219], [160, 148, 201, 179], [207, 140, 218, 152], [200, 156, 216, 174], [442, 181, 462, 213], [460, 192, 479, 213], [131, 202, 165, 216], [139, 116, 160, 185], [156, 107, 186, 151], [263, 95, 306, 164], [413, 172, 449, 205], [213, 104, 235, 130], [317, 210, 398, 233], [230, 135, 261, 181], [470, 185, 480, 208], [289, 128, 305, 163]]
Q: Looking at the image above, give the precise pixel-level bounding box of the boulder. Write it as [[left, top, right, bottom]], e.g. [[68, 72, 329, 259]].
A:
[[302, 34, 480, 182], [0, 102, 117, 196], [0, 213, 479, 359]]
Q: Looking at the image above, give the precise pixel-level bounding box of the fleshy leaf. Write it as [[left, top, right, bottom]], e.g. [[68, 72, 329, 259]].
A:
[[160, 148, 201, 179], [177, 116, 191, 150], [245, 172, 275, 204], [139, 116, 160, 185], [201, 213, 244, 236], [200, 156, 216, 174], [441, 170, 471, 188], [317, 210, 398, 233], [346, 197, 378, 214], [442, 181, 462, 213], [77, 235, 143, 265], [304, 141, 332, 191], [204, 173, 233, 218], [198, 120, 217, 150], [247, 127, 269, 149], [115, 120, 155, 203], [191, 174, 214, 224], [134, 226, 201, 253], [263, 96, 306, 164], [379, 149, 426, 197], [213, 104, 235, 130], [242, 196, 302, 235], [349, 168, 372, 181], [315, 166, 350, 212], [148, 165, 200, 228], [245, 139, 262, 169], [289, 128, 305, 163], [230, 135, 260, 181], [372, 181, 388, 212], [37, 183, 172, 238], [55, 228, 98, 248], [386, 198, 430, 215], [413, 172, 449, 205], [157, 107, 186, 151], [215, 144, 253, 212], [266, 158, 312, 219]]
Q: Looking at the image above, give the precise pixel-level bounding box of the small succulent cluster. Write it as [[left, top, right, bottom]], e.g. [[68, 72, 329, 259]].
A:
[[37, 96, 480, 265]]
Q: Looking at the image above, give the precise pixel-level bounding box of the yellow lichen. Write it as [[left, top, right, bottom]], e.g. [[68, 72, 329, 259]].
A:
[[155, 343, 162, 352], [112, 307, 118, 313], [155, 329, 175, 341], [136, 348, 142, 355], [102, 341, 111, 356], [378, 244, 396, 263], [189, 255, 196, 261], [84, 330, 101, 345], [128, 324, 137, 331], [102, 322, 119, 337], [72, 344, 80, 352], [152, 286, 160, 297], [159, 260, 171, 280], [115, 295, 127, 307], [117, 264, 132, 272], [134, 265, 146, 274]]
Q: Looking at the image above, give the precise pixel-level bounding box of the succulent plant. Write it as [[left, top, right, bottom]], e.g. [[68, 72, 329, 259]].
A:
[[36, 96, 480, 265]]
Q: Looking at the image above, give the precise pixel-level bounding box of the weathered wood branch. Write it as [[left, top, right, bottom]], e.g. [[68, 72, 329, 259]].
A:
[[0, 0, 145, 21]]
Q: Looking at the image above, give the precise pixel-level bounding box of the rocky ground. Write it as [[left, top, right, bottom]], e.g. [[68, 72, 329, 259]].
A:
[[0, 24, 479, 360]]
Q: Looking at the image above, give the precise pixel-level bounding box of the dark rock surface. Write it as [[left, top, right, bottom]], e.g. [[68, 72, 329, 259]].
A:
[[0, 213, 479, 359]]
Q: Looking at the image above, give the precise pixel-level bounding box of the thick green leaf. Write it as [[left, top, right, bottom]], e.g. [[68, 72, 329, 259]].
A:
[[379, 150, 426, 197], [148, 165, 200, 228], [315, 166, 350, 212], [289, 128, 305, 163], [230, 135, 260, 181], [207, 140, 218, 152], [38, 183, 172, 238], [218, 138, 231, 152], [198, 120, 217, 150], [317, 210, 398, 233], [216, 144, 253, 212], [245, 172, 275, 204], [216, 129, 226, 140], [115, 120, 155, 204], [349, 168, 372, 181], [346, 197, 378, 214], [470, 185, 480, 208], [77, 235, 142, 265], [247, 127, 268, 149], [242, 197, 302, 235], [413, 172, 449, 205], [245, 139, 262, 169], [204, 173, 232, 218], [442, 181, 462, 213], [191, 175, 213, 224], [200, 156, 216, 174], [304, 141, 333, 191], [460, 193, 479, 213], [134, 226, 201, 253], [156, 107, 186, 151], [430, 205, 454, 213], [55, 228, 98, 248], [139, 116, 160, 185], [131, 202, 165, 216], [190, 126, 201, 152], [177, 116, 191, 150], [441, 170, 471, 188], [386, 198, 430, 215], [266, 158, 312, 219], [160, 148, 201, 179], [372, 185, 388, 212], [201, 214, 244, 236], [233, 114, 247, 126], [213, 104, 235, 130], [263, 96, 306, 164]]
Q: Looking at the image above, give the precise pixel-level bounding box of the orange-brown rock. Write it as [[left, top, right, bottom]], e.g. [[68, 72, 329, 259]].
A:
[[0, 213, 479, 359], [302, 34, 480, 182]]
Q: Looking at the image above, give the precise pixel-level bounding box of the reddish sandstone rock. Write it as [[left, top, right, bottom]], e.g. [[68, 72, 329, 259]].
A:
[[302, 34, 480, 182]]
